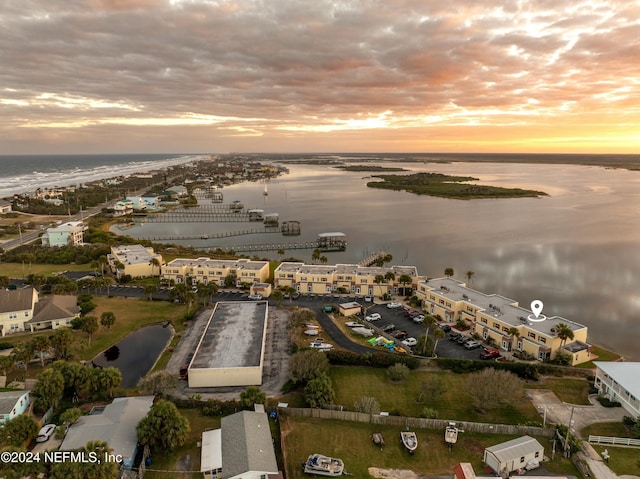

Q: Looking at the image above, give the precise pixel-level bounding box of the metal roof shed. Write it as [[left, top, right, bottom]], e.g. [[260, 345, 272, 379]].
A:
[[483, 436, 544, 474]]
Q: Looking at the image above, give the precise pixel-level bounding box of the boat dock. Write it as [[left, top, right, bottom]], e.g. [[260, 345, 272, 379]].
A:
[[136, 227, 281, 241], [216, 233, 347, 253], [358, 250, 390, 267]]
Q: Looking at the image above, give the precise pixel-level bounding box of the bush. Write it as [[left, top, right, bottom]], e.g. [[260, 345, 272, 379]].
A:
[[386, 363, 410, 382], [420, 407, 439, 419], [622, 416, 637, 427], [326, 350, 419, 369], [597, 397, 622, 408]]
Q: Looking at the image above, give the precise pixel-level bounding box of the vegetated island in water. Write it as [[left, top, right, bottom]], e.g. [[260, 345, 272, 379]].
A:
[[367, 172, 548, 199], [336, 164, 408, 172]]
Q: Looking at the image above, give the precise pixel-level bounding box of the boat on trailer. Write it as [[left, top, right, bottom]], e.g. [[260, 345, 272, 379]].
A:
[[445, 422, 459, 446], [401, 431, 418, 454], [303, 453, 345, 476]]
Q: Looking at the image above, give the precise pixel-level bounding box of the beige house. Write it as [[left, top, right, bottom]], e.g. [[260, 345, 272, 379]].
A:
[[162, 258, 269, 287], [273, 262, 422, 297], [108, 245, 163, 279], [0, 199, 12, 213], [417, 277, 590, 365], [0, 288, 79, 337]]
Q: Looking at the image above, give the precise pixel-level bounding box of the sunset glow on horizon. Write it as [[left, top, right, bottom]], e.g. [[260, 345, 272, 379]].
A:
[[1, 0, 639, 154]]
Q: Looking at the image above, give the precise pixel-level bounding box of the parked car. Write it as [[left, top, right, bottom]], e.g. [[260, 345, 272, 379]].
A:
[[439, 324, 452, 332], [390, 330, 408, 340], [464, 340, 482, 349], [402, 337, 417, 347], [36, 424, 56, 443], [386, 302, 403, 309], [480, 348, 501, 360], [405, 309, 420, 318], [456, 335, 469, 344], [364, 296, 373, 303], [365, 313, 381, 322], [449, 332, 462, 341], [247, 294, 263, 300], [412, 314, 425, 323], [381, 323, 396, 332]]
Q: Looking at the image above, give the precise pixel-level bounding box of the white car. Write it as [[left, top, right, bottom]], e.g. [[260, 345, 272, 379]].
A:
[[402, 337, 417, 347], [364, 296, 373, 302], [247, 294, 262, 300], [365, 313, 381, 322], [412, 314, 425, 323], [386, 302, 403, 309], [36, 424, 56, 443]]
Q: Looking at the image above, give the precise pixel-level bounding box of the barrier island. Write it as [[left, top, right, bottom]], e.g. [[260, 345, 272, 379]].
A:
[[367, 172, 548, 199]]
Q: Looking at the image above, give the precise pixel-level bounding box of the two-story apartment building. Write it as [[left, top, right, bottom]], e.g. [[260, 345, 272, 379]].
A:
[[594, 362, 640, 417], [108, 245, 163, 279], [0, 287, 80, 337], [41, 221, 87, 247], [273, 262, 422, 296], [113, 199, 134, 216], [162, 258, 270, 287], [416, 277, 590, 365]]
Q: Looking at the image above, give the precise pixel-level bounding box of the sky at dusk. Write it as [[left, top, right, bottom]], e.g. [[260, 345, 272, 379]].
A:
[[1, 0, 639, 154]]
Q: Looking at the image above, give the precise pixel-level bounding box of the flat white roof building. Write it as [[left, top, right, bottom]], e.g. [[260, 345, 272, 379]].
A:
[[108, 244, 163, 278], [594, 361, 640, 417], [188, 301, 269, 388]]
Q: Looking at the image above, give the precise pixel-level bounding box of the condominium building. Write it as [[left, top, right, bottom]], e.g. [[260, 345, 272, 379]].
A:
[[594, 362, 640, 417], [273, 262, 422, 296], [416, 277, 591, 365], [108, 245, 163, 279], [162, 258, 270, 287], [41, 221, 87, 247]]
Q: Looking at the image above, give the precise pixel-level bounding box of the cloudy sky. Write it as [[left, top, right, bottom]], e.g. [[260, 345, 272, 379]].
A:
[[1, 0, 639, 154]]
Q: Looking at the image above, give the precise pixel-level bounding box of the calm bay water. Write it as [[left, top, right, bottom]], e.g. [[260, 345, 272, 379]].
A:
[[117, 161, 640, 360]]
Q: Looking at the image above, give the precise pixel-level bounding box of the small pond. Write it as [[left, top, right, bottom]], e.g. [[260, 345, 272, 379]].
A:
[[91, 323, 172, 387]]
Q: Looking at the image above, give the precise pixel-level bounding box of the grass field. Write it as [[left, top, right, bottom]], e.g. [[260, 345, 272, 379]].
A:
[[0, 262, 90, 278], [591, 445, 640, 476], [330, 367, 541, 424], [280, 416, 578, 478], [576, 344, 622, 368], [581, 422, 633, 438], [525, 378, 591, 405]]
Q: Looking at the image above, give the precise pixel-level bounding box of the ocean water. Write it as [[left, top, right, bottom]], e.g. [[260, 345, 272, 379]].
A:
[[0, 153, 206, 198]]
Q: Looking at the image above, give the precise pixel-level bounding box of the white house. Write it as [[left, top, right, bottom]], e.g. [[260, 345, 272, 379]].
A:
[[0, 391, 31, 424], [484, 436, 544, 475], [113, 199, 134, 216], [41, 221, 87, 247], [594, 361, 640, 417], [200, 410, 280, 479]]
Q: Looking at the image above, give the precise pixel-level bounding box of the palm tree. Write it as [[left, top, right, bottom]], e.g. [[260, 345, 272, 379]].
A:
[[465, 270, 475, 284], [444, 267, 454, 278], [373, 274, 385, 297], [277, 249, 285, 259], [100, 311, 116, 330], [432, 328, 445, 357], [311, 249, 321, 264], [30, 335, 50, 367], [149, 257, 161, 276], [508, 326, 520, 353], [320, 255, 328, 265], [555, 323, 574, 347], [144, 284, 158, 301], [398, 274, 412, 296]]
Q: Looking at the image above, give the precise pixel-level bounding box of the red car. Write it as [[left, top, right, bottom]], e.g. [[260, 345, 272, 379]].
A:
[[480, 348, 501, 360]]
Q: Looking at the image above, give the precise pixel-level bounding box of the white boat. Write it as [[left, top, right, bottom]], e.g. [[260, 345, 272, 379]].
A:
[[445, 422, 458, 445], [401, 431, 418, 454], [304, 329, 319, 336], [344, 321, 360, 327], [263, 182, 269, 196], [303, 453, 344, 476], [310, 342, 333, 350]]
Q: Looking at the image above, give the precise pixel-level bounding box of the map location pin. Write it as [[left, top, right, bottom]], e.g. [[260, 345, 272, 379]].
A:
[[531, 300, 544, 318]]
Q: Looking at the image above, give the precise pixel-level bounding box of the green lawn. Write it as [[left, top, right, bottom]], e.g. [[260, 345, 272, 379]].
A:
[[143, 408, 221, 479], [592, 445, 640, 476], [525, 378, 591, 405], [581, 422, 633, 438], [576, 344, 622, 368], [0, 262, 90, 278], [281, 416, 577, 478], [330, 367, 541, 424]]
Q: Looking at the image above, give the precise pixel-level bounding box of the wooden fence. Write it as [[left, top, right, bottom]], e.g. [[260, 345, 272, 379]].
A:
[[588, 435, 640, 447], [279, 407, 554, 438]]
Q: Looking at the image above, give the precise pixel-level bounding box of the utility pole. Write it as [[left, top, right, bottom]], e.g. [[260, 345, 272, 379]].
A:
[[564, 405, 575, 457]]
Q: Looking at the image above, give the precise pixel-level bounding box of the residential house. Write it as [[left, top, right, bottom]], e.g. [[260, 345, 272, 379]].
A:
[[41, 221, 87, 247], [113, 199, 134, 216], [200, 409, 281, 479], [108, 245, 163, 279], [60, 396, 154, 470], [0, 391, 31, 425], [594, 362, 640, 417], [0, 287, 80, 337], [483, 436, 544, 474], [162, 258, 270, 287], [416, 277, 590, 365], [166, 185, 188, 197], [273, 262, 422, 297], [0, 199, 12, 213]]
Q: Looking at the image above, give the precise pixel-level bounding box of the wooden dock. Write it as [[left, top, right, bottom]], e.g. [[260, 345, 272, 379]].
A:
[[216, 238, 348, 253], [136, 228, 281, 241], [358, 251, 389, 267]]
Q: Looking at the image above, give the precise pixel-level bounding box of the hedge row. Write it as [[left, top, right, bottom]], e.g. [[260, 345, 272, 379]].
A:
[[434, 358, 592, 380], [326, 350, 420, 370]]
